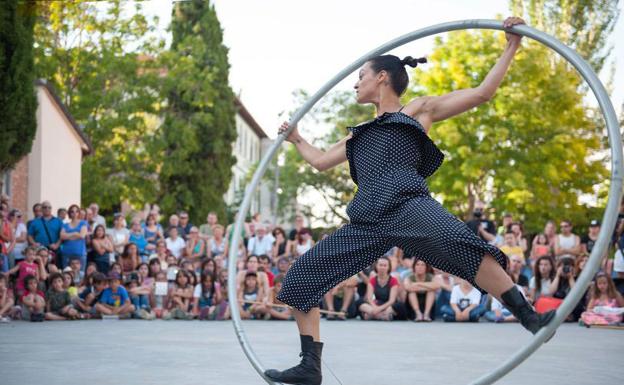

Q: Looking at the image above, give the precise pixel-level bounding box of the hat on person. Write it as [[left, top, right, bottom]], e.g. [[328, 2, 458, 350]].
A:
[[107, 271, 122, 281], [63, 266, 73, 273], [589, 219, 600, 227]]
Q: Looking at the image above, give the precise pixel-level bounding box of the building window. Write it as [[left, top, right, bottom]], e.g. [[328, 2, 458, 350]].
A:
[[2, 170, 11, 197]]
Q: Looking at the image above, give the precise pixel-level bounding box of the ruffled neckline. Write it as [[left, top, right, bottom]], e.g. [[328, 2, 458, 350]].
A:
[[348, 111, 428, 136]]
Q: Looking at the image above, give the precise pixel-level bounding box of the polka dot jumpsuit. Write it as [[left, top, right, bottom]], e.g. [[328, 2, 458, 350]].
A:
[[276, 111, 508, 312]]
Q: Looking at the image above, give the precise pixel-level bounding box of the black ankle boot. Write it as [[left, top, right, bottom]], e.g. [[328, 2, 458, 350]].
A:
[[501, 286, 555, 335], [264, 335, 323, 385]]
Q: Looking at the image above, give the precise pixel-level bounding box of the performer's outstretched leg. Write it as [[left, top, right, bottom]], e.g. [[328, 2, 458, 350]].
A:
[[476, 253, 555, 334]]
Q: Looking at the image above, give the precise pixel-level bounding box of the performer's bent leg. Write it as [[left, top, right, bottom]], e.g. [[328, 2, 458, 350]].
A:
[[475, 253, 514, 301]]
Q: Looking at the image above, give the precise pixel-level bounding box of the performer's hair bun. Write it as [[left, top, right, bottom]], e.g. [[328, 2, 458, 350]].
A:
[[400, 56, 427, 68]]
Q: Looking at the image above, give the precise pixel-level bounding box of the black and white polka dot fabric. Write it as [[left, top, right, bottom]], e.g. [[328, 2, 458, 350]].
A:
[[276, 112, 507, 313]]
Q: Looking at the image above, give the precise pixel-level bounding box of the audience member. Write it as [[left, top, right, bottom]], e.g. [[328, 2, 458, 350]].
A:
[[165, 227, 185, 259], [95, 272, 135, 318], [404, 259, 438, 322], [27, 201, 63, 263], [358, 257, 402, 321], [192, 271, 222, 320], [580, 272, 624, 326], [91, 225, 114, 274], [199, 212, 218, 240], [108, 214, 130, 256], [60, 204, 88, 270], [45, 272, 79, 320], [440, 279, 485, 322], [554, 220, 580, 263], [7, 209, 27, 268], [323, 275, 357, 320]]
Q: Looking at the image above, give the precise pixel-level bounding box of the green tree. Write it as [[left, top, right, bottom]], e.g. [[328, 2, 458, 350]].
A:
[[405, 27, 609, 233], [0, 0, 37, 185], [159, 0, 237, 223], [33, 1, 164, 212]]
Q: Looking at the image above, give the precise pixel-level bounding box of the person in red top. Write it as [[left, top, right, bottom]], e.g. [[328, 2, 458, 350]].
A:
[[20, 275, 45, 321], [4, 246, 47, 297], [358, 256, 401, 321], [258, 255, 274, 287]]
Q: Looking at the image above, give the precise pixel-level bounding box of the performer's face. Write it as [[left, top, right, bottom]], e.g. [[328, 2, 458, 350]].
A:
[[354, 62, 384, 104]]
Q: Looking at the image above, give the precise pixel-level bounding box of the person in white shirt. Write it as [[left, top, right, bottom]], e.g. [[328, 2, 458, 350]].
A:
[[165, 227, 186, 259], [89, 203, 106, 228], [247, 225, 274, 257], [440, 279, 485, 322]]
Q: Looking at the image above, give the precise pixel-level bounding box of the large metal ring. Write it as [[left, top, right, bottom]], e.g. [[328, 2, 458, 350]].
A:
[[227, 19, 623, 385]]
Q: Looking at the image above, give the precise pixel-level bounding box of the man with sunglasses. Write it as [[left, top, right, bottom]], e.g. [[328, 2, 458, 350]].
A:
[[27, 201, 63, 266], [554, 220, 580, 263]]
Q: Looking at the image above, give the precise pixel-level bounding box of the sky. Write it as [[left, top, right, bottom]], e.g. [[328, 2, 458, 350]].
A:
[[140, 0, 624, 139]]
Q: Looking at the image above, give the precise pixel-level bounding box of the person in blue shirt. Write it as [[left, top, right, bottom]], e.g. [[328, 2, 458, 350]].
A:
[[60, 204, 88, 271], [129, 220, 150, 261], [27, 201, 63, 265], [95, 272, 135, 317]]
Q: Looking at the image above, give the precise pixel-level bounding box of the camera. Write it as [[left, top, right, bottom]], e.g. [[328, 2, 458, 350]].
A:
[[562, 265, 572, 274]]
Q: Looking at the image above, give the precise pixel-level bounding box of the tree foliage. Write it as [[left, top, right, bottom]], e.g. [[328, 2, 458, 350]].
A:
[[33, 0, 165, 212], [159, 0, 237, 224], [0, 0, 37, 180]]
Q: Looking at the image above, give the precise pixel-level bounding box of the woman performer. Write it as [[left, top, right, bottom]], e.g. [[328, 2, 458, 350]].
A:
[[265, 17, 554, 385]]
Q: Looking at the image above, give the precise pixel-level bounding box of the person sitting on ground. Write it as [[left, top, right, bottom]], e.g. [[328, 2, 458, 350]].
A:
[[263, 273, 293, 320], [507, 254, 530, 293], [257, 254, 274, 287], [236, 255, 270, 295], [45, 272, 80, 320], [165, 269, 194, 320], [62, 270, 78, 298], [95, 272, 135, 318], [404, 259, 438, 322], [358, 256, 402, 321], [237, 271, 267, 320], [68, 258, 84, 286], [484, 269, 523, 323], [323, 274, 358, 320], [192, 271, 222, 320], [128, 263, 155, 320], [74, 272, 107, 318], [440, 278, 485, 322], [0, 275, 15, 322], [432, 268, 454, 319], [528, 256, 556, 303], [151, 271, 170, 319], [20, 275, 45, 321], [580, 272, 624, 326]]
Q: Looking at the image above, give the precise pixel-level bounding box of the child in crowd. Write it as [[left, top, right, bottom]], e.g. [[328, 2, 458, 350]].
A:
[[0, 275, 15, 322], [20, 275, 45, 322], [128, 263, 155, 320], [45, 273, 80, 320], [440, 279, 485, 322], [580, 273, 624, 326], [484, 273, 523, 323], [404, 259, 438, 322], [192, 272, 222, 320], [69, 258, 84, 286], [151, 271, 170, 319], [62, 271, 78, 298], [80, 263, 98, 290], [165, 270, 194, 320], [74, 272, 108, 317], [263, 274, 293, 320], [4, 246, 47, 298], [238, 271, 266, 320], [95, 272, 135, 318]]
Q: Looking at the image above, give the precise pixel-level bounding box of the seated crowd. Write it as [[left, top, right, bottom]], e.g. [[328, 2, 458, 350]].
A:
[[0, 198, 622, 326]]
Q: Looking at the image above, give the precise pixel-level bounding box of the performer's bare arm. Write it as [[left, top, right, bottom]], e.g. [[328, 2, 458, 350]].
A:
[[277, 121, 350, 171], [402, 17, 524, 133]]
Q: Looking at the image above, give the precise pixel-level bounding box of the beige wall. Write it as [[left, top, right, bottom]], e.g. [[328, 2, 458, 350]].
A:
[[27, 86, 84, 218]]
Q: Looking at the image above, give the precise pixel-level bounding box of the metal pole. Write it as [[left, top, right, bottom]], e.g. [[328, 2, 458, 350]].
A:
[[226, 19, 623, 385]]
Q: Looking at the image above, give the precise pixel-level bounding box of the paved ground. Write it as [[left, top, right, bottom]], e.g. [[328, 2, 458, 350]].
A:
[[0, 319, 622, 385]]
